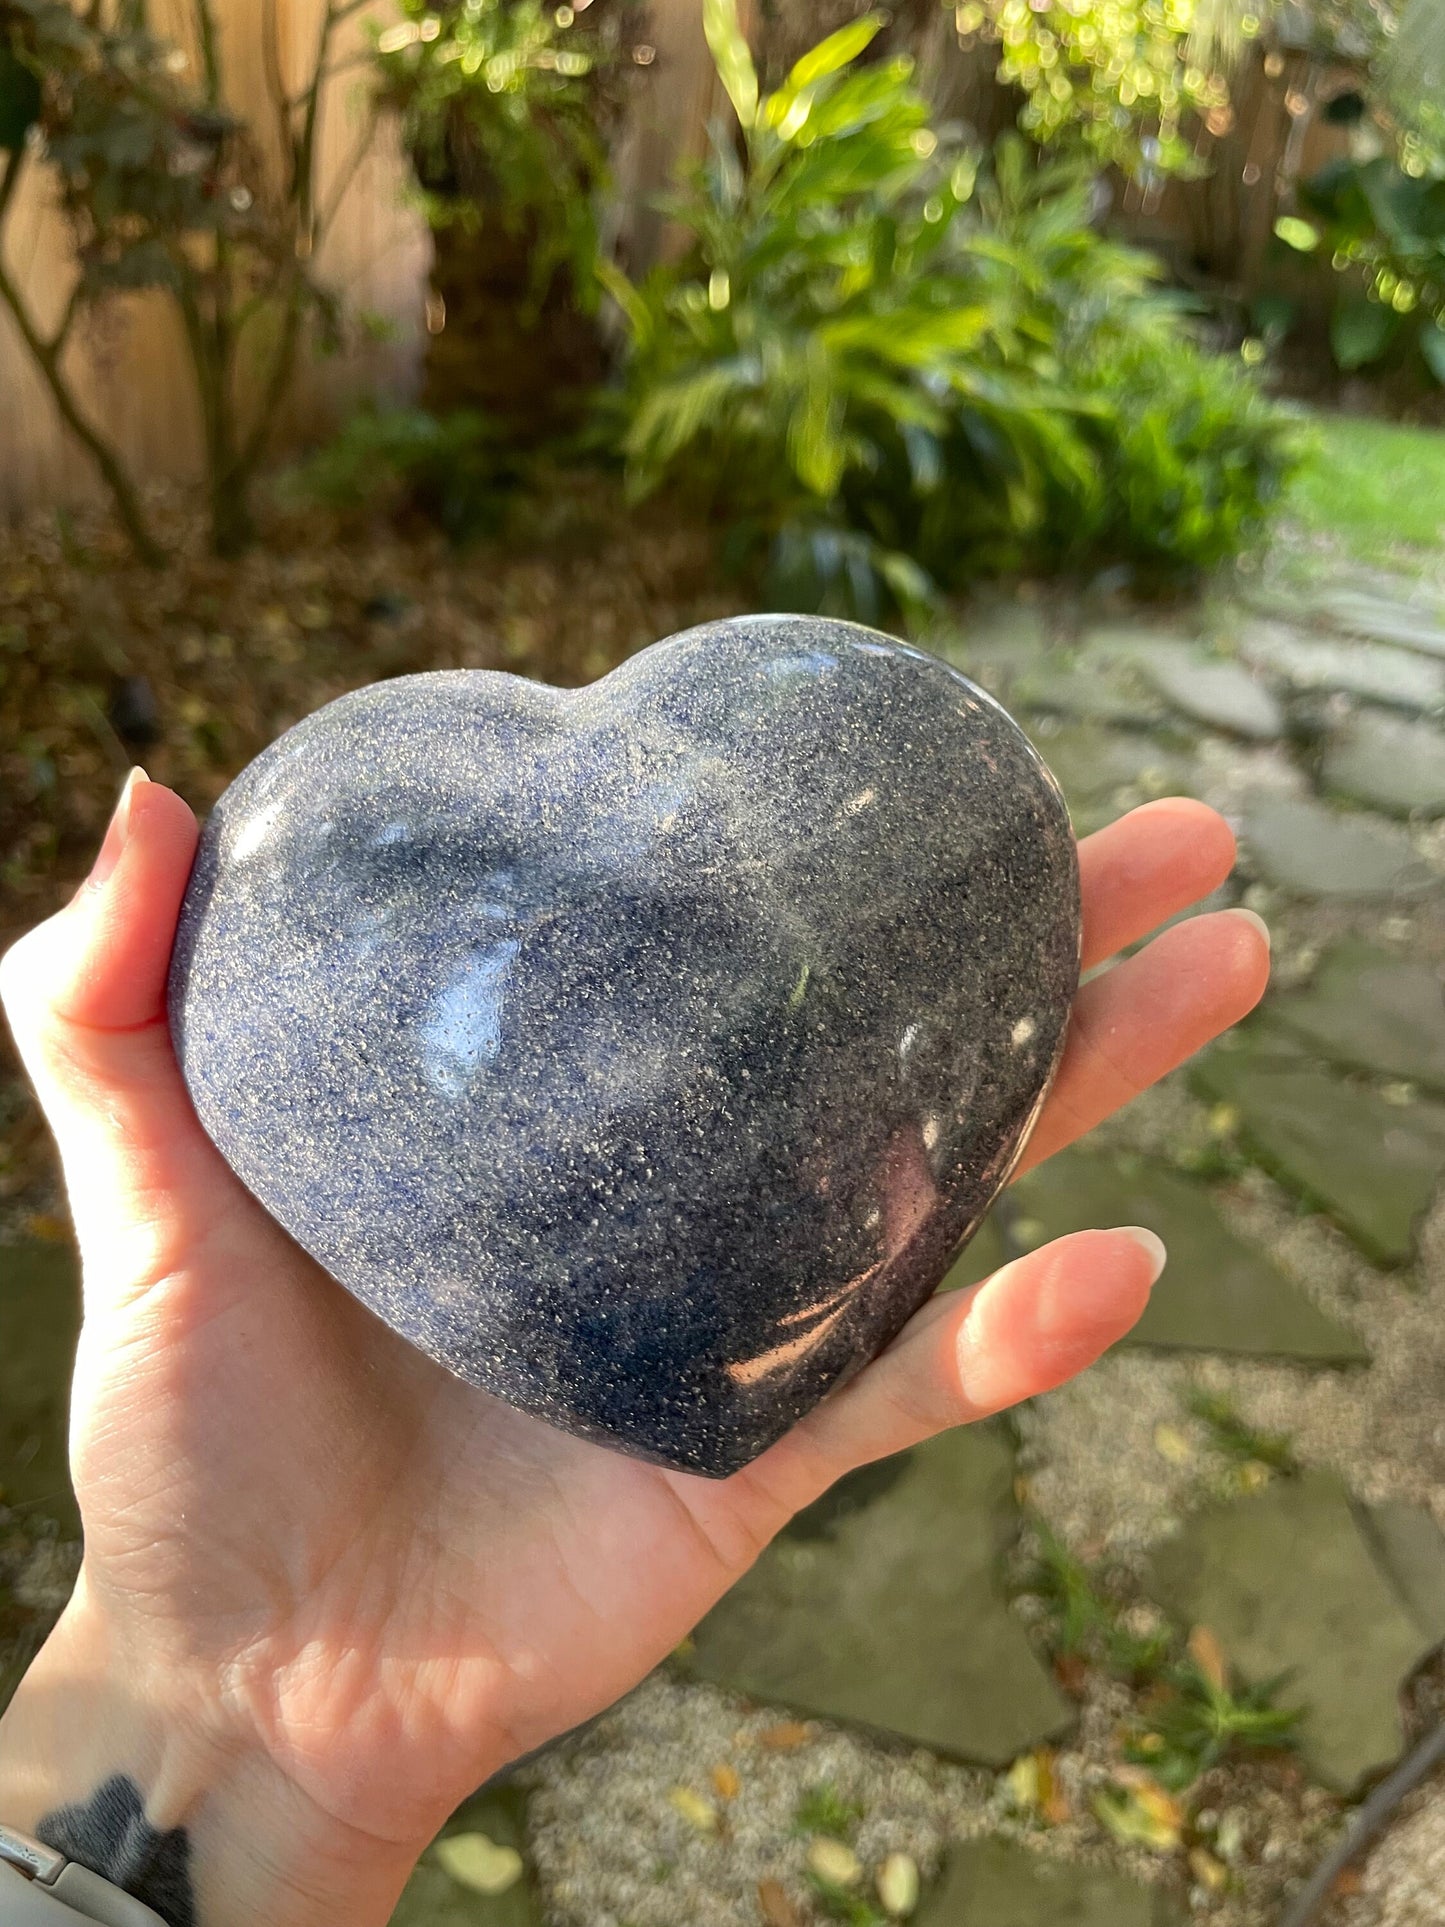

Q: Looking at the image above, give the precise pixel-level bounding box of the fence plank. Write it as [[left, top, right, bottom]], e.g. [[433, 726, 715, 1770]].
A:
[[0, 0, 428, 520]]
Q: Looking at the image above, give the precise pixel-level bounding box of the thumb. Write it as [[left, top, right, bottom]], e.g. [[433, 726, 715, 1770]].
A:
[[1, 770, 215, 1279]]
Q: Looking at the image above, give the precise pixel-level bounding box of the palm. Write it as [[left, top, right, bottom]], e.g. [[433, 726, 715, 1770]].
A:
[[4, 779, 1267, 1856], [74, 1168, 787, 1845]]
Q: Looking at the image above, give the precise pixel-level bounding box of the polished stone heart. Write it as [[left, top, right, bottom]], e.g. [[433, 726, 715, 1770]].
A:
[[168, 616, 1080, 1475]]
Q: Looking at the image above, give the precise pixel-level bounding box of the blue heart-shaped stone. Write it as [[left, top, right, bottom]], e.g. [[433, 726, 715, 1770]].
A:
[[169, 616, 1079, 1474]]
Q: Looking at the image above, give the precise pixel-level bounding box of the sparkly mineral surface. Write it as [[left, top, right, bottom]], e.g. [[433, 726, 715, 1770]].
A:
[[168, 615, 1080, 1475]]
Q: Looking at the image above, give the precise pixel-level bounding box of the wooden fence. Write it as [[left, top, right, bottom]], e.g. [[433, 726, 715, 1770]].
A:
[[0, 0, 431, 519]]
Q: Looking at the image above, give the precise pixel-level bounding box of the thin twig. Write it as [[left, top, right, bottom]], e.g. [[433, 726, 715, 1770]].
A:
[[237, 281, 307, 475], [47, 276, 87, 356], [0, 146, 26, 228], [191, 0, 223, 105], [315, 107, 379, 242], [0, 244, 165, 565], [312, 51, 379, 85], [261, 0, 297, 186], [1278, 1721, 1445, 1927]]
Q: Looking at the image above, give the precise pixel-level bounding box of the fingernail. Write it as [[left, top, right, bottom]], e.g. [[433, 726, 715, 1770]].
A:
[[1226, 907, 1271, 950], [88, 767, 149, 890], [1117, 1225, 1167, 1285]]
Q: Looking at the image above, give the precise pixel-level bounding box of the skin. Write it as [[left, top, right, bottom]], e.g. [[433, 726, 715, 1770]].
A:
[[0, 775, 1269, 1926]]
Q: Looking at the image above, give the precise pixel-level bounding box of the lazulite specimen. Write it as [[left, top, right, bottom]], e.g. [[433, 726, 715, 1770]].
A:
[[168, 616, 1080, 1475]]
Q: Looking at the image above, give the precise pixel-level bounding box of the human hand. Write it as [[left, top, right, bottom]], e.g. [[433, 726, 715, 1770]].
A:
[[0, 773, 1267, 1927]]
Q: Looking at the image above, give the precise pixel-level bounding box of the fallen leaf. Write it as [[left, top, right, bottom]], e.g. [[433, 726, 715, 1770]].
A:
[[876, 1850, 920, 1917], [1053, 1653, 1090, 1697], [1189, 1847, 1228, 1892], [1332, 1867, 1364, 1897], [1188, 1625, 1229, 1692], [1093, 1774, 1183, 1853], [757, 1877, 804, 1927], [1005, 1748, 1068, 1823], [758, 1720, 813, 1750], [807, 1838, 862, 1888], [1154, 1422, 1193, 1465], [711, 1762, 741, 1801], [433, 1831, 524, 1896], [1006, 1752, 1042, 1811], [668, 1786, 719, 1833]]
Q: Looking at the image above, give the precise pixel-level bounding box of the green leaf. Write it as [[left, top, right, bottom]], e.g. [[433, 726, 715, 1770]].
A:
[[1422, 321, 1445, 386], [1330, 295, 1398, 370], [0, 44, 41, 153], [1273, 215, 1319, 253], [703, 0, 758, 131], [785, 13, 884, 94], [595, 257, 652, 345]]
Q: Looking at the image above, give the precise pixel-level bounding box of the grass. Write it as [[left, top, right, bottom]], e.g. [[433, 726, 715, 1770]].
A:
[[1185, 1389, 1300, 1477], [793, 1783, 863, 1841], [1285, 413, 1445, 557], [1023, 1522, 1171, 1682]]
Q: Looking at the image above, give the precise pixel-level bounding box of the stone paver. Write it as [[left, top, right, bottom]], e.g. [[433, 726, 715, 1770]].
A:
[[1031, 724, 1190, 834], [1194, 1033, 1445, 1264], [688, 1423, 1073, 1765], [1034, 723, 1188, 805], [1271, 943, 1445, 1092], [1314, 588, 1445, 658], [1237, 626, 1445, 712], [941, 1153, 1366, 1362], [915, 1837, 1181, 1927], [1137, 644, 1285, 740], [1321, 711, 1445, 818], [1014, 662, 1163, 729], [1358, 1502, 1445, 1646], [1240, 793, 1437, 899], [0, 1242, 79, 1532], [950, 597, 1051, 676], [1148, 1472, 1428, 1789], [390, 1784, 539, 1926]]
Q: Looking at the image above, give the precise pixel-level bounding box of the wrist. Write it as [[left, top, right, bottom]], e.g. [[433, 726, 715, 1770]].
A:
[[0, 1574, 425, 1927]]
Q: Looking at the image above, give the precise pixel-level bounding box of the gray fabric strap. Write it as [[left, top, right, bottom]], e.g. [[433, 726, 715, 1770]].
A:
[[0, 1855, 171, 1926]]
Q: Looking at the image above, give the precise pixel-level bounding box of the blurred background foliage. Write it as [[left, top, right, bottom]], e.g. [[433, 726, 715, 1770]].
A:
[[0, 0, 1441, 601]]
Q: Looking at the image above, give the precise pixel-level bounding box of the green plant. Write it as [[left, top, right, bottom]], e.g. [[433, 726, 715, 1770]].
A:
[[1024, 1522, 1173, 1681], [793, 1782, 864, 1841], [806, 1878, 888, 1927], [375, 0, 614, 314], [1279, 154, 1445, 385], [1185, 1389, 1300, 1475], [0, 0, 377, 560], [1068, 327, 1298, 570], [1129, 1655, 1304, 1788], [286, 405, 523, 544], [961, 0, 1234, 181], [603, 1, 1293, 615]]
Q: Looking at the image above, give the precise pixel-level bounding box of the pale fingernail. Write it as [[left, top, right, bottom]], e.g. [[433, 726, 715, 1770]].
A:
[[1226, 906, 1271, 950], [88, 767, 149, 890], [1117, 1225, 1167, 1284]]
